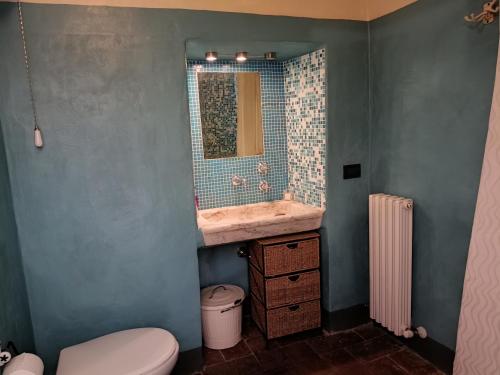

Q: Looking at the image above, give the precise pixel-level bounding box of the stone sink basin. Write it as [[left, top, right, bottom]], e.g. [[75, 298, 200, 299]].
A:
[[197, 200, 325, 246]]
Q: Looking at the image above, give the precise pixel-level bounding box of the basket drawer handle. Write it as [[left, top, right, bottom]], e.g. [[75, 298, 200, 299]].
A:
[[286, 242, 299, 249], [288, 275, 300, 282], [289, 305, 300, 312]]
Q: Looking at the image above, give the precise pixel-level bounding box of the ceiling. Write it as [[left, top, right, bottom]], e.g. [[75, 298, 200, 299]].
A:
[[2, 0, 418, 21]]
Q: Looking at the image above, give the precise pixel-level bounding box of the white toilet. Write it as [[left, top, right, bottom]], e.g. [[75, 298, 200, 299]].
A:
[[4, 328, 179, 375], [55, 328, 179, 375]]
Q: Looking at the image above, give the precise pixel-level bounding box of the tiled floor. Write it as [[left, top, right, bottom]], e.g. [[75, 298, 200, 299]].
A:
[[197, 320, 444, 374]]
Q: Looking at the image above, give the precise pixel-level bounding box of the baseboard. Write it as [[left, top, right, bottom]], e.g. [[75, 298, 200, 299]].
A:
[[173, 347, 203, 375], [322, 304, 371, 331]]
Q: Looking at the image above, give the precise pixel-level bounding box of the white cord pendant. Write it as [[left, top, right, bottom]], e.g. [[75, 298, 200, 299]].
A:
[[18, 1, 44, 149], [34, 128, 43, 148]]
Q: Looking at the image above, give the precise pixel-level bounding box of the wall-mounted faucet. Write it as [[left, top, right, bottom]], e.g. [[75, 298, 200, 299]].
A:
[[231, 175, 247, 188]]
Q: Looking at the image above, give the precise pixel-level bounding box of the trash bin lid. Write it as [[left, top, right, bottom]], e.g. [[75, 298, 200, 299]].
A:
[[201, 284, 245, 311]]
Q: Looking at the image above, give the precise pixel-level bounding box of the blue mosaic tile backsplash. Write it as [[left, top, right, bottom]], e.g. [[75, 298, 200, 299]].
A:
[[284, 49, 327, 208], [187, 49, 326, 210], [187, 60, 288, 209]]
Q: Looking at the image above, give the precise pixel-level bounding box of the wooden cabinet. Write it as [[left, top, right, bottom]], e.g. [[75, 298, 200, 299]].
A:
[[249, 231, 321, 339]]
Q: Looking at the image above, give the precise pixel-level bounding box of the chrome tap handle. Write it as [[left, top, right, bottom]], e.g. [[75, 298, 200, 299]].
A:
[[259, 180, 270, 192], [231, 175, 247, 187]]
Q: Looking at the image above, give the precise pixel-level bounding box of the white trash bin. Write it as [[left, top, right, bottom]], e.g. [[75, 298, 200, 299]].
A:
[[201, 284, 245, 350]]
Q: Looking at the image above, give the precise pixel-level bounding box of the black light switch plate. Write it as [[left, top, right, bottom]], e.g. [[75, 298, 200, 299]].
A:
[[343, 164, 361, 179]]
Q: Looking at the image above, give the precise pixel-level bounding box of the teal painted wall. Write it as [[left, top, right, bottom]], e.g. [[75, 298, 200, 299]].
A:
[[198, 244, 249, 292], [369, 0, 499, 349], [0, 124, 34, 353], [0, 3, 369, 372]]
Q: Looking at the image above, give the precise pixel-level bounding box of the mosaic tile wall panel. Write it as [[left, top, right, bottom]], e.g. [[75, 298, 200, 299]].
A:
[[284, 49, 327, 208], [187, 60, 288, 209], [198, 73, 237, 159]]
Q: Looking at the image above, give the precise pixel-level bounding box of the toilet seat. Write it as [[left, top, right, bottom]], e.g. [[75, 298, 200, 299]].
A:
[[56, 328, 179, 375]]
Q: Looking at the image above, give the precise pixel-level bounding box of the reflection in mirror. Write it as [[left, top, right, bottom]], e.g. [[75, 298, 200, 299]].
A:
[[198, 72, 264, 159]]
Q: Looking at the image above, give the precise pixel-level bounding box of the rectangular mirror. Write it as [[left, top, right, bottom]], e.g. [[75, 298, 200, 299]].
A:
[[197, 72, 264, 159]]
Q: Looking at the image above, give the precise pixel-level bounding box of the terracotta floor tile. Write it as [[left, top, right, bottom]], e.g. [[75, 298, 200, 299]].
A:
[[320, 348, 358, 367], [308, 331, 364, 354], [204, 362, 234, 375], [275, 329, 324, 347], [201, 323, 443, 375], [330, 361, 373, 375], [204, 355, 261, 375], [291, 358, 335, 375], [390, 349, 443, 374], [261, 365, 296, 375], [202, 347, 225, 366], [219, 340, 252, 361], [366, 357, 407, 375], [246, 334, 280, 353], [354, 323, 387, 340], [346, 336, 402, 362], [281, 342, 322, 365], [254, 347, 289, 371]]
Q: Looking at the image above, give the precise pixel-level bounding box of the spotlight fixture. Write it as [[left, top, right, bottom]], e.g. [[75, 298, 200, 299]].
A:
[[264, 52, 277, 60], [235, 51, 248, 62], [205, 51, 218, 62]]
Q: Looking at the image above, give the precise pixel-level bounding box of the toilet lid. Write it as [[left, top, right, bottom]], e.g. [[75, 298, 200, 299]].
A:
[[56, 328, 178, 375]]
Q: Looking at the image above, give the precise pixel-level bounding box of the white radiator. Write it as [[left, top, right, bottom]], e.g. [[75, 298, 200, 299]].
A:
[[369, 193, 413, 337]]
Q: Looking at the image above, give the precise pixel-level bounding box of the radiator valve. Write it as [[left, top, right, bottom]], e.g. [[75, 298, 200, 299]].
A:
[[416, 326, 428, 338], [403, 329, 414, 339], [402, 326, 427, 339]]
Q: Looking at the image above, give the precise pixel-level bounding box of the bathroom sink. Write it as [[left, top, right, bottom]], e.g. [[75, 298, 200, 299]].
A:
[[197, 200, 325, 246]]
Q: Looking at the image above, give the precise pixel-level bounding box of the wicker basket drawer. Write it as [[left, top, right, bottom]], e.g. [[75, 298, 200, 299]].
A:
[[263, 239, 319, 276], [251, 295, 321, 339], [250, 266, 320, 308], [249, 232, 320, 276]]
